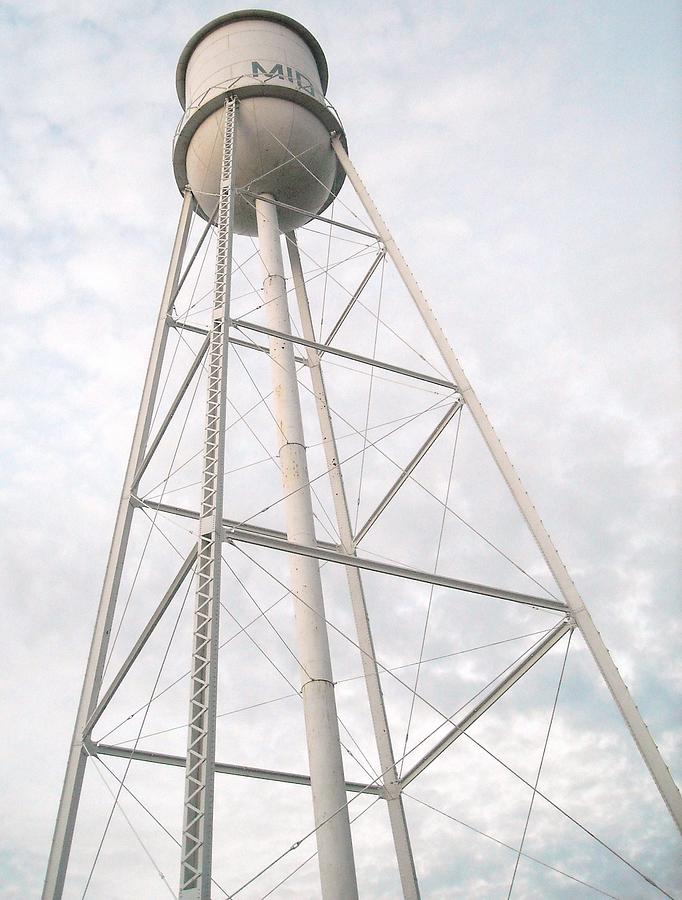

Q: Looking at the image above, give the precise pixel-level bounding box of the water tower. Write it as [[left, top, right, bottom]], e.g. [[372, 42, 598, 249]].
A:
[[42, 9, 681, 900], [173, 13, 358, 897]]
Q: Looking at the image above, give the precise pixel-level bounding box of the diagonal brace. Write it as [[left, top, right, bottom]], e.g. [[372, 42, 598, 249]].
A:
[[83, 547, 198, 739], [323, 250, 386, 347], [399, 620, 573, 790], [133, 337, 210, 489], [354, 400, 463, 545], [171, 210, 217, 310]]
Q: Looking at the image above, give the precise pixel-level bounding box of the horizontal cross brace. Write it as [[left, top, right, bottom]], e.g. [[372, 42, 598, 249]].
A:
[[141, 499, 567, 612], [171, 319, 212, 337], [230, 317, 458, 391], [170, 318, 309, 365], [239, 190, 381, 241], [94, 743, 384, 796], [136, 497, 340, 552]]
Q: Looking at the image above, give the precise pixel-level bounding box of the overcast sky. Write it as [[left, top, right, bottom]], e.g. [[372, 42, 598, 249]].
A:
[[1, 1, 681, 898]]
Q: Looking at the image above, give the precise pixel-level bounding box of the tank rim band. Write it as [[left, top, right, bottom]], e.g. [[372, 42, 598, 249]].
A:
[[172, 87, 348, 225]]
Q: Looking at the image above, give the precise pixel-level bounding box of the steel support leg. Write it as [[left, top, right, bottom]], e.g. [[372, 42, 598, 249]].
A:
[[287, 231, 421, 899], [179, 97, 237, 899], [256, 199, 359, 900], [41, 189, 195, 900], [332, 134, 682, 833]]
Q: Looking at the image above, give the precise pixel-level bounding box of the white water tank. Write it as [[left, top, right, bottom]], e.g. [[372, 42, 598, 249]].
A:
[[173, 10, 346, 235]]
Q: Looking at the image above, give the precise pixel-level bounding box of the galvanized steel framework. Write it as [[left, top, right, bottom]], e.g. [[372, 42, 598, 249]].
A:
[[43, 97, 682, 900]]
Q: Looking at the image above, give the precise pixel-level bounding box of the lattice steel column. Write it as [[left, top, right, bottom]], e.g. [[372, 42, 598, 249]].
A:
[[180, 96, 237, 900]]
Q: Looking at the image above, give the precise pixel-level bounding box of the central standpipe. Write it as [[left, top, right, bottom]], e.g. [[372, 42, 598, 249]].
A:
[[255, 195, 359, 899]]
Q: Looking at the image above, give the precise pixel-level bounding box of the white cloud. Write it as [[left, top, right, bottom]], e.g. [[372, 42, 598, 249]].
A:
[[2, 1, 680, 898]]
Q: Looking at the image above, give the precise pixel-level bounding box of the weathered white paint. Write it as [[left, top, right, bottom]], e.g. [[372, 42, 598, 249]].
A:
[[174, 11, 344, 233]]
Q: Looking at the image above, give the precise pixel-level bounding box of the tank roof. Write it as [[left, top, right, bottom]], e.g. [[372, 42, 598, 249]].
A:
[[176, 9, 330, 108]]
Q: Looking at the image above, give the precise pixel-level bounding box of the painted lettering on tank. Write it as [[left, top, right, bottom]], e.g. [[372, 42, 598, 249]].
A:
[[251, 61, 319, 99], [251, 61, 285, 80], [295, 70, 317, 98]]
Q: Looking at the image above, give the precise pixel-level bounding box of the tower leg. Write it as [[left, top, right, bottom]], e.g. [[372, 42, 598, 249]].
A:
[[287, 232, 421, 899], [331, 134, 682, 834], [255, 197, 359, 900], [41, 188, 194, 900], [180, 97, 237, 900]]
